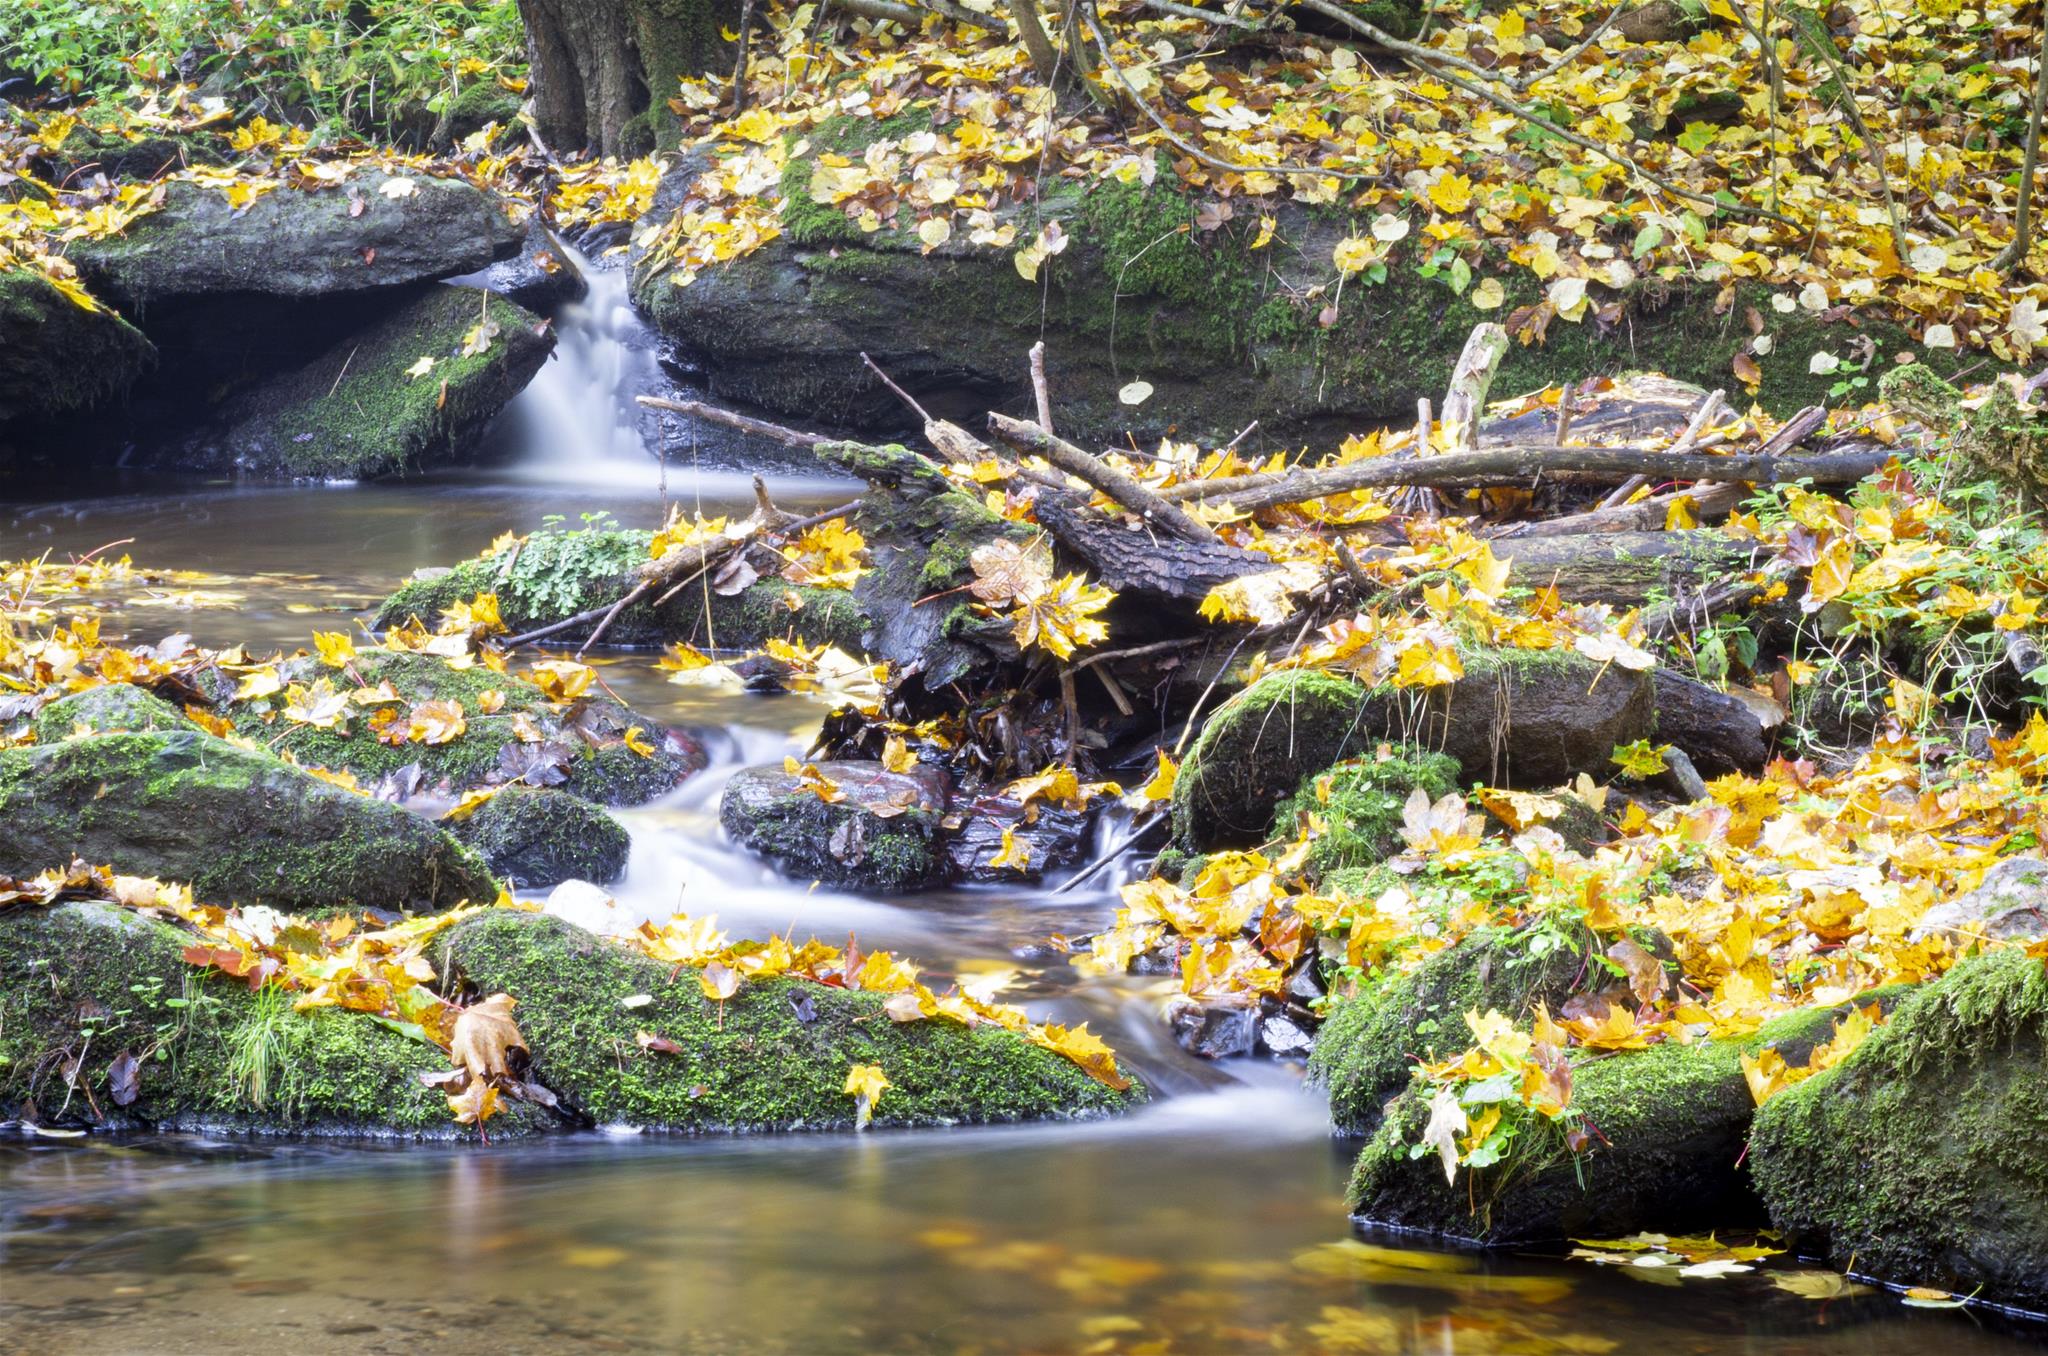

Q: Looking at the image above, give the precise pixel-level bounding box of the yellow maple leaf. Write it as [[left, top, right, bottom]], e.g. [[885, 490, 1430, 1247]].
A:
[[989, 827, 1032, 872], [1429, 173, 1474, 215], [844, 1062, 891, 1129], [312, 631, 356, 667]]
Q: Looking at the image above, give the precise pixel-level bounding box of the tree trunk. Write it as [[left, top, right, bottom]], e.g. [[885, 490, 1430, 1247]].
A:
[[517, 0, 730, 157]]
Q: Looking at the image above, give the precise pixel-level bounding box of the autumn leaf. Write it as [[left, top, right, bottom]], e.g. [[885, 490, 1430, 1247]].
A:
[[623, 725, 658, 757], [527, 659, 595, 701], [989, 827, 1031, 872], [881, 734, 918, 773], [844, 1062, 891, 1129], [967, 537, 1053, 606], [1006, 572, 1113, 659], [450, 992, 526, 1083], [312, 631, 356, 666], [407, 699, 467, 745]]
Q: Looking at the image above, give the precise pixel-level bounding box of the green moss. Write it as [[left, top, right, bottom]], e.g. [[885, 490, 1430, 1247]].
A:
[[1172, 671, 1372, 849], [30, 683, 187, 741], [0, 901, 528, 1137], [451, 786, 630, 887], [440, 911, 1141, 1129], [1345, 991, 1910, 1244], [0, 729, 497, 913], [719, 762, 949, 892], [1749, 951, 2048, 1307], [628, 0, 728, 150], [228, 646, 702, 804], [1271, 746, 1462, 882], [1311, 926, 1596, 1133], [0, 266, 154, 422], [778, 108, 937, 244]]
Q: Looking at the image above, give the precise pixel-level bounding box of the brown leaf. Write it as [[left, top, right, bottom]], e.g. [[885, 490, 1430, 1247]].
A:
[[635, 1030, 685, 1054], [450, 993, 526, 1083], [1607, 938, 1668, 1005], [108, 1050, 141, 1106]]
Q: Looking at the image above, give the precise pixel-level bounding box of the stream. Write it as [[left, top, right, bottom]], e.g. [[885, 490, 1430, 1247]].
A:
[[4, 266, 2046, 1355]]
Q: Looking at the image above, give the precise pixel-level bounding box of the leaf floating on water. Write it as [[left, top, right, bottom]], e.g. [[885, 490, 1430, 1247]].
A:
[[1770, 1270, 1873, 1300], [1901, 1286, 1969, 1309]]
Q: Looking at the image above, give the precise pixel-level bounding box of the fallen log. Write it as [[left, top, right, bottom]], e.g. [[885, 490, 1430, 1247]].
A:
[[1030, 494, 1272, 602], [987, 412, 1221, 544], [1490, 483, 1748, 538], [1491, 532, 1767, 609], [1185, 443, 1892, 514]]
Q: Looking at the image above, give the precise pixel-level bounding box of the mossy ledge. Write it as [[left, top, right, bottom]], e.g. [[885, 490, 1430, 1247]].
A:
[[440, 911, 1143, 1130], [0, 902, 543, 1139], [1270, 745, 1462, 884], [1749, 950, 2048, 1311]]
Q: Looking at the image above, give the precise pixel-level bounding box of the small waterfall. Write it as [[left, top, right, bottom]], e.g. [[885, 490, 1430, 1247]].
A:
[[490, 249, 669, 473]]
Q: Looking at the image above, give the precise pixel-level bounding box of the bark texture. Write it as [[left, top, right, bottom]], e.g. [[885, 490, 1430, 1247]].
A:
[[517, 0, 731, 156]]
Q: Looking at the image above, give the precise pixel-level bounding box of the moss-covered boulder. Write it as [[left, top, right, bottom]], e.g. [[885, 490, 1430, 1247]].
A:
[[228, 646, 705, 804], [1174, 671, 1375, 850], [376, 526, 869, 651], [720, 759, 951, 893], [1365, 648, 1656, 788], [180, 286, 551, 479], [1270, 747, 1462, 882], [1749, 951, 2048, 1310], [29, 682, 188, 741], [450, 785, 630, 888], [0, 267, 154, 425], [1347, 999, 1897, 1244], [1311, 927, 1605, 1134], [0, 727, 497, 913], [0, 901, 539, 1138], [635, 165, 1961, 445], [439, 910, 1141, 1129]]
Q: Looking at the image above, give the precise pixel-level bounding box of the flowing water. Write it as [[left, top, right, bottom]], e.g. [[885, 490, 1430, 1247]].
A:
[[5, 266, 2046, 1354]]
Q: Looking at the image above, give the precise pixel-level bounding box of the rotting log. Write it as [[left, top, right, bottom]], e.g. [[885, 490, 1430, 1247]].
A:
[[1489, 531, 1767, 609], [1030, 495, 1272, 602]]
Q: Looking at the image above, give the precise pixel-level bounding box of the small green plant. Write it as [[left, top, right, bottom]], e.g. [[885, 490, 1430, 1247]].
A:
[[222, 979, 292, 1110]]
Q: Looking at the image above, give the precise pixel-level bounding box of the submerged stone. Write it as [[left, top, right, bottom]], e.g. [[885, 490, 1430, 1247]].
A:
[[450, 785, 631, 889], [1749, 950, 2048, 1310], [720, 759, 952, 893], [1909, 855, 2048, 945], [0, 726, 497, 914], [438, 910, 1142, 1130], [0, 901, 541, 1138]]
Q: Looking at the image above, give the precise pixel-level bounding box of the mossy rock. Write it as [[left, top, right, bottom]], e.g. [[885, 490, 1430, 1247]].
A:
[[0, 722, 497, 913], [1311, 926, 1606, 1134], [228, 646, 705, 804], [1362, 648, 1655, 788], [0, 267, 155, 424], [376, 527, 870, 652], [634, 164, 1976, 447], [1749, 951, 2048, 1310], [1347, 996, 1904, 1245], [720, 759, 952, 893], [451, 785, 630, 889], [30, 682, 188, 741], [1174, 671, 1375, 850], [0, 901, 541, 1138], [185, 286, 551, 479], [438, 911, 1143, 1129], [1269, 746, 1462, 882]]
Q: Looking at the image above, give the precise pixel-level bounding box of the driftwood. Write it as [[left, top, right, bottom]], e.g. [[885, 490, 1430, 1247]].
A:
[[987, 412, 1221, 544], [1493, 482, 1749, 539], [637, 395, 816, 449]]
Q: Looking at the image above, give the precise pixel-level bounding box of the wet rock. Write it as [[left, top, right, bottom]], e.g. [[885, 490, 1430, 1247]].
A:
[[1165, 997, 1258, 1060], [1909, 855, 2048, 944], [720, 759, 952, 893], [1348, 998, 1898, 1244], [1359, 648, 1655, 789], [1257, 1011, 1315, 1058], [437, 910, 1142, 1129], [450, 785, 630, 889], [1750, 951, 2048, 1311], [945, 790, 1091, 883], [0, 267, 154, 425], [463, 219, 587, 313], [0, 900, 545, 1138], [0, 725, 498, 914], [74, 175, 520, 314], [230, 646, 704, 805], [1173, 671, 1376, 850], [179, 286, 552, 479]]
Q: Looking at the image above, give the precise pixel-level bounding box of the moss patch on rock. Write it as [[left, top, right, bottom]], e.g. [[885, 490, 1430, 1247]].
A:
[[0, 724, 497, 914], [228, 646, 704, 804], [0, 901, 537, 1138], [191, 286, 551, 479], [30, 682, 188, 741], [1173, 671, 1372, 850], [0, 266, 155, 424], [439, 910, 1141, 1129], [1749, 950, 2048, 1310], [377, 528, 871, 653], [720, 759, 951, 892], [450, 785, 630, 888], [1270, 746, 1462, 882], [1346, 996, 1904, 1245]]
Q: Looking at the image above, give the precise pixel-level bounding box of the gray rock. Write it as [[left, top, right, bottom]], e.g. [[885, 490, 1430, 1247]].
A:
[[720, 760, 953, 893], [1911, 855, 2048, 943], [462, 220, 588, 313], [450, 785, 630, 889], [1166, 997, 1258, 1059], [0, 267, 154, 424], [30, 683, 187, 741], [1258, 1011, 1315, 1057], [945, 789, 1091, 883]]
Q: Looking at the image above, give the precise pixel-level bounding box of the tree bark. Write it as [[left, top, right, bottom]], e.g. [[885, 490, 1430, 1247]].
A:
[[517, 0, 731, 157]]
